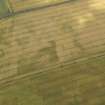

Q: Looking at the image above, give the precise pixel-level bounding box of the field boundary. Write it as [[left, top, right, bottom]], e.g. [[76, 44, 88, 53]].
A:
[[0, 0, 73, 20]]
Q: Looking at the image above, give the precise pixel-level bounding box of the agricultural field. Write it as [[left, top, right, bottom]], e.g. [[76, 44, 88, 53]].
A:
[[0, 55, 105, 105], [0, 0, 105, 105]]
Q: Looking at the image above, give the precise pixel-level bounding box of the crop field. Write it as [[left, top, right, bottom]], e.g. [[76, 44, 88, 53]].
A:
[[0, 55, 105, 105], [0, 0, 105, 105]]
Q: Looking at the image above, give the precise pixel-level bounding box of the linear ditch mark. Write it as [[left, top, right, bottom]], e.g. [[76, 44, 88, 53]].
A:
[[0, 0, 76, 20], [0, 49, 105, 89]]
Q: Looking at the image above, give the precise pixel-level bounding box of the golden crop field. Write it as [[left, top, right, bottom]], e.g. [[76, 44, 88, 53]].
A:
[[0, 0, 105, 105]]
